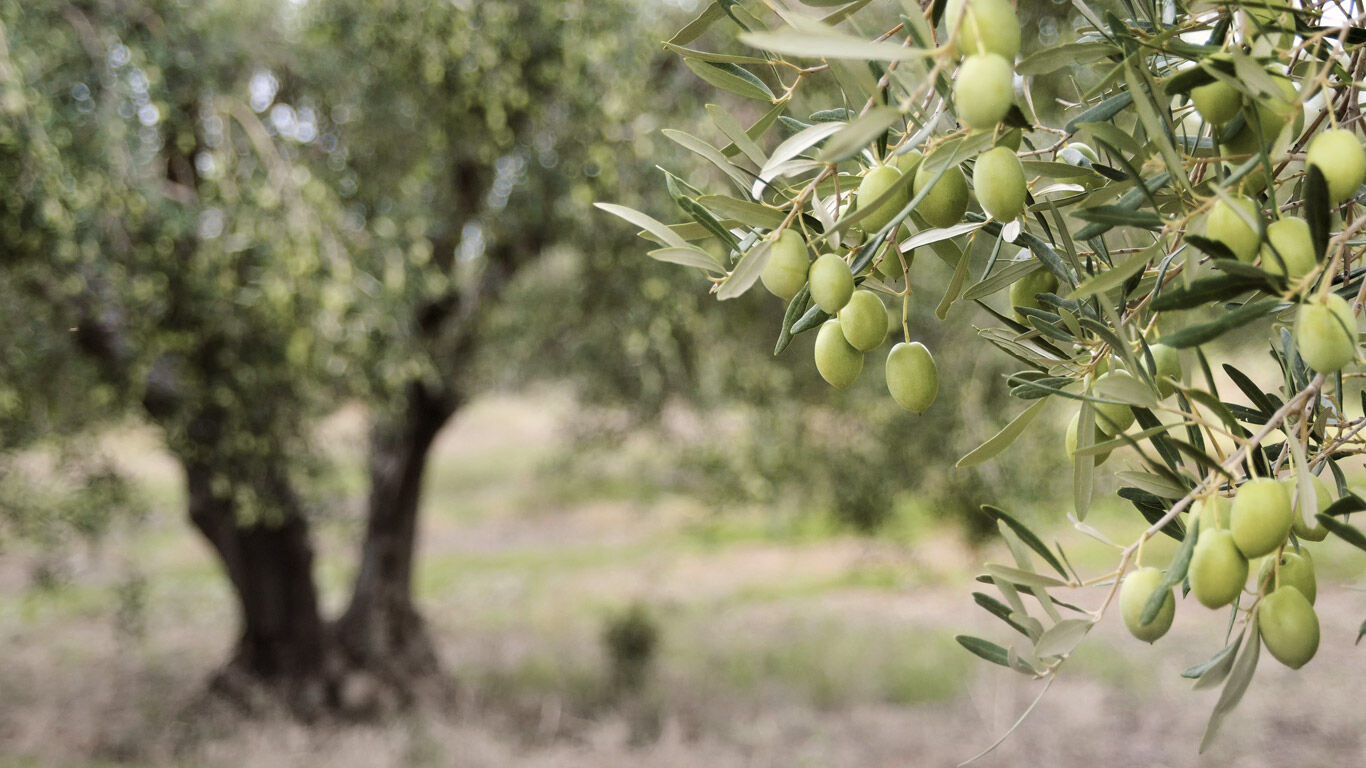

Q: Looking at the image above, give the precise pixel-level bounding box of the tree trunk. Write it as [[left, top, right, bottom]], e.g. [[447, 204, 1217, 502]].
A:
[[183, 461, 334, 718], [333, 381, 457, 713]]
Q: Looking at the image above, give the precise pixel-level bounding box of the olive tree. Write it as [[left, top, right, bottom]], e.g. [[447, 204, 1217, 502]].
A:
[[0, 0, 681, 715], [607, 0, 1366, 752]]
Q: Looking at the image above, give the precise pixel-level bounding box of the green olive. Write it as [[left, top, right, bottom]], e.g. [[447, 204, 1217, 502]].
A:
[[886, 341, 938, 413], [1191, 79, 1241, 125], [814, 319, 864, 389], [1231, 478, 1292, 559], [1290, 474, 1331, 542], [760, 229, 809, 300], [1258, 585, 1319, 669], [1009, 267, 1059, 322], [1305, 128, 1366, 204], [1259, 217, 1316, 280], [1064, 142, 1098, 164], [1120, 566, 1175, 643], [1189, 528, 1249, 609], [892, 149, 923, 177], [808, 252, 855, 314], [1221, 76, 1301, 191], [1091, 370, 1138, 435], [1204, 194, 1261, 262], [1064, 411, 1111, 465], [838, 289, 889, 351], [1295, 294, 1357, 374], [955, 54, 1015, 131], [855, 165, 909, 234], [913, 160, 970, 229], [974, 146, 1027, 221], [946, 0, 1021, 60], [876, 248, 910, 279], [1259, 548, 1316, 605], [1149, 343, 1182, 398], [1193, 493, 1230, 532]]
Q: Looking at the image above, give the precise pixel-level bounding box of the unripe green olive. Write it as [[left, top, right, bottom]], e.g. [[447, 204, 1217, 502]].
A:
[[1065, 141, 1098, 163], [1189, 529, 1249, 609], [838, 289, 889, 351], [1231, 478, 1292, 559], [809, 253, 854, 314], [1259, 549, 1316, 604], [1064, 411, 1111, 465], [1009, 267, 1059, 322], [1120, 566, 1175, 643], [1192, 493, 1229, 532], [955, 54, 1015, 131], [892, 149, 923, 177], [856, 165, 909, 234], [1295, 294, 1357, 374], [1258, 585, 1319, 669], [1306, 128, 1366, 204], [1290, 474, 1331, 542], [876, 248, 910, 279], [1150, 343, 1182, 398], [946, 0, 1021, 60], [1091, 370, 1138, 435], [886, 341, 938, 413], [1204, 194, 1261, 262], [1191, 79, 1241, 125], [1259, 217, 1316, 280], [814, 319, 863, 389], [760, 229, 809, 300], [913, 161, 970, 229], [974, 146, 1027, 221], [1221, 76, 1301, 192]]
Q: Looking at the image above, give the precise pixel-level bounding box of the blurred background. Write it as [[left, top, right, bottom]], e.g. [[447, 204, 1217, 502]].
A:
[[2, 1, 1364, 766]]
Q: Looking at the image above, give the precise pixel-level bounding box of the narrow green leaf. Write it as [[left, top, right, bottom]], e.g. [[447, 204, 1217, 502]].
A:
[[683, 58, 775, 101], [1069, 244, 1154, 299], [1315, 513, 1366, 552], [956, 399, 1049, 468], [979, 505, 1069, 579], [1200, 622, 1260, 753], [956, 635, 1011, 667], [816, 105, 903, 163], [1157, 299, 1278, 348], [739, 28, 930, 61], [647, 246, 725, 272], [983, 564, 1068, 589], [1034, 618, 1094, 657], [717, 240, 770, 300], [595, 203, 689, 248]]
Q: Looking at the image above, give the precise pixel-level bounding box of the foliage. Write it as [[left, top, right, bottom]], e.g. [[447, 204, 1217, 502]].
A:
[[610, 0, 1366, 754]]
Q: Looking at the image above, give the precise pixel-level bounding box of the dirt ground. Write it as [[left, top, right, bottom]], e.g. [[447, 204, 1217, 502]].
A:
[[3, 392, 1365, 767]]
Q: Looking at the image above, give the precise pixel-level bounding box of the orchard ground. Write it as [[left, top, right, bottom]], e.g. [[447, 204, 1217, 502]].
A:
[[3, 389, 1366, 768]]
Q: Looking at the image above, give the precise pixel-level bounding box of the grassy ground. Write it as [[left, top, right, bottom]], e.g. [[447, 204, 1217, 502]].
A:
[[3, 390, 1366, 767]]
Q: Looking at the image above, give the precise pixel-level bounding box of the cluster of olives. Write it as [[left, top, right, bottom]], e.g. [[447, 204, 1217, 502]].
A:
[[751, 0, 1047, 410], [760, 230, 939, 412], [1120, 474, 1330, 669], [1199, 126, 1364, 374], [1064, 348, 1181, 464]]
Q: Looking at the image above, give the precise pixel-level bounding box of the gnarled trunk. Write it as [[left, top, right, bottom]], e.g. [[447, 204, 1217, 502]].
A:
[[184, 461, 334, 717]]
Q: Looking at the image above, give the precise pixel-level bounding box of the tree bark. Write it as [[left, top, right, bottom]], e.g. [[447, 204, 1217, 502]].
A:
[[183, 461, 334, 717], [333, 381, 457, 711]]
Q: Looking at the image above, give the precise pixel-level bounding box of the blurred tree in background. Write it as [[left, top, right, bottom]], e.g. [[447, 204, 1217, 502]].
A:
[[0, 0, 1058, 718]]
